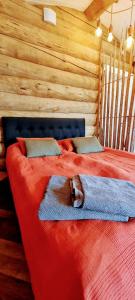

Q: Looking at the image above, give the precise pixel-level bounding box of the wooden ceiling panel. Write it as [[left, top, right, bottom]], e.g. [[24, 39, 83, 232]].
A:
[[25, 0, 93, 11]]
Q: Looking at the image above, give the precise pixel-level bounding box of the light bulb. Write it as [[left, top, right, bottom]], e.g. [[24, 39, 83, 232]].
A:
[[126, 35, 133, 49], [96, 19, 102, 37], [108, 32, 113, 42], [96, 26, 102, 37], [126, 25, 133, 49]]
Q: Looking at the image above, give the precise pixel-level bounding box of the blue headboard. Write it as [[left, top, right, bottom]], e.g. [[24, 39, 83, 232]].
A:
[[2, 117, 85, 148]]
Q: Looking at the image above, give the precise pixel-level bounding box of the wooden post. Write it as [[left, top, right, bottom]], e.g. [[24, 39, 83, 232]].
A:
[[96, 39, 103, 138], [125, 74, 135, 151], [117, 42, 126, 149], [103, 61, 108, 146], [112, 38, 123, 149], [105, 53, 112, 147], [100, 62, 105, 130], [109, 40, 117, 147], [121, 44, 134, 150], [130, 120, 135, 152]]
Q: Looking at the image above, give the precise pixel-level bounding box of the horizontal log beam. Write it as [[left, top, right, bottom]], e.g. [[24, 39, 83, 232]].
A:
[[0, 76, 98, 103], [0, 54, 98, 90], [0, 14, 99, 64], [0, 93, 97, 114], [85, 0, 117, 21], [0, 35, 99, 77]]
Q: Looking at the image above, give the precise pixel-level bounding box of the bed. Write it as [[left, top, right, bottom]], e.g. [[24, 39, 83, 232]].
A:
[[2, 116, 135, 300]]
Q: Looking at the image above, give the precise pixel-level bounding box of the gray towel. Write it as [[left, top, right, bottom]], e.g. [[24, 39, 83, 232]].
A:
[[72, 175, 135, 217], [38, 176, 129, 222]]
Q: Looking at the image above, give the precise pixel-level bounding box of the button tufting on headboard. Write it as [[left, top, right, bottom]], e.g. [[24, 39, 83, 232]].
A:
[[2, 117, 85, 148]]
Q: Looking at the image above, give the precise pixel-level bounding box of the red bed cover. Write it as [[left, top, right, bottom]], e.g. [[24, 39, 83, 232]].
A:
[[6, 143, 135, 300]]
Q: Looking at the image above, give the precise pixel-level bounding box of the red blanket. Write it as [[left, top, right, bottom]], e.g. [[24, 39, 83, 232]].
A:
[[6, 144, 135, 300]]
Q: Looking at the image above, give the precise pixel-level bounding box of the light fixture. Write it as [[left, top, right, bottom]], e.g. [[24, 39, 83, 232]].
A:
[[126, 25, 133, 49], [108, 24, 113, 42], [126, 0, 134, 49], [96, 19, 102, 37], [107, 6, 113, 42]]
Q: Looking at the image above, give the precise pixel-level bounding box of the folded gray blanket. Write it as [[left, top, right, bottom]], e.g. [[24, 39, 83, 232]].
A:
[[72, 175, 135, 217], [38, 175, 133, 222]]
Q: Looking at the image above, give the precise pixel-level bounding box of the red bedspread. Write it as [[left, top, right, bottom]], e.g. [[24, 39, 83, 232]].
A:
[[6, 144, 135, 300]]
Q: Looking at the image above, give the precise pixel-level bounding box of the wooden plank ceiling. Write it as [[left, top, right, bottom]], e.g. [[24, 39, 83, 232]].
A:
[[25, 0, 117, 20], [25, 0, 93, 11]]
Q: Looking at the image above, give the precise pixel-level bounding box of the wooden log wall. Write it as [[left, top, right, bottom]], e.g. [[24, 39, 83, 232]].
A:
[[0, 0, 104, 170]]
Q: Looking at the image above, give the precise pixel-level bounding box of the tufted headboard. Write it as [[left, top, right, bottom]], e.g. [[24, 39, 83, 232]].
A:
[[2, 117, 85, 148]]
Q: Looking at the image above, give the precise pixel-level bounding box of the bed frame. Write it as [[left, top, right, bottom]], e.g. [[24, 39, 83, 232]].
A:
[[2, 117, 85, 148]]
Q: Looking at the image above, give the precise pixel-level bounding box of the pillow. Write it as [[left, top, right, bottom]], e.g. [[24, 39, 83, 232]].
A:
[[25, 139, 62, 158], [72, 136, 104, 154], [58, 139, 74, 152], [17, 137, 74, 155], [17, 137, 53, 155]]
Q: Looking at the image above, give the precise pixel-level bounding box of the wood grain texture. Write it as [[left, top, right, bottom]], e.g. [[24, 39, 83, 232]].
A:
[[0, 75, 98, 102], [117, 46, 127, 149], [109, 41, 117, 147], [0, 158, 5, 170], [0, 126, 3, 142], [0, 238, 25, 259], [105, 54, 112, 147], [0, 178, 34, 299], [0, 142, 5, 157], [0, 35, 99, 77], [0, 14, 99, 65], [0, 55, 98, 90], [0, 252, 30, 282], [0, 0, 100, 52], [85, 0, 116, 21], [125, 75, 135, 151], [112, 40, 122, 149], [0, 209, 14, 218], [24, 0, 90, 11], [0, 273, 34, 300], [0, 92, 98, 114], [121, 46, 134, 150], [103, 63, 107, 145]]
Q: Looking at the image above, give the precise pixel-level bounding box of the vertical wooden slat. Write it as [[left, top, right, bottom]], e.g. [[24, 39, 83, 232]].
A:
[[103, 61, 108, 146], [121, 45, 134, 150], [98, 60, 105, 146], [112, 39, 123, 148], [105, 53, 112, 147], [100, 31, 135, 153], [130, 119, 135, 152], [117, 43, 127, 149], [125, 73, 135, 150], [96, 39, 103, 137], [100, 62, 105, 129], [109, 41, 117, 147]]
